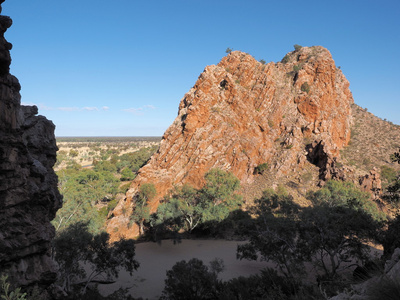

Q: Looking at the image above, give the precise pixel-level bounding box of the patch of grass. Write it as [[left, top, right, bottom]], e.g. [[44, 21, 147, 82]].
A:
[[301, 172, 313, 183], [381, 165, 397, 183]]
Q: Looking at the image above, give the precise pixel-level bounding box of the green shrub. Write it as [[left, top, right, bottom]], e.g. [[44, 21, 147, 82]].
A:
[[0, 275, 27, 300], [381, 166, 397, 183], [308, 180, 386, 221], [259, 59, 266, 65], [69, 149, 79, 157], [294, 44, 302, 51], [301, 82, 310, 93], [293, 64, 302, 73], [281, 54, 290, 64], [254, 163, 269, 175]]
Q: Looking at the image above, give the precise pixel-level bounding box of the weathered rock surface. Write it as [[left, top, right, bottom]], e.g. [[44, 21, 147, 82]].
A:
[[108, 46, 354, 240], [0, 1, 62, 289], [359, 168, 382, 200]]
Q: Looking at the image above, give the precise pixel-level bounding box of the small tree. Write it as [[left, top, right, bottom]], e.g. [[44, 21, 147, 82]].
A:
[[391, 148, 400, 163], [69, 149, 79, 157], [383, 148, 400, 206], [154, 169, 243, 235], [237, 190, 305, 279], [52, 222, 139, 296], [156, 184, 203, 232], [120, 167, 135, 181], [200, 169, 243, 223], [131, 183, 157, 234], [225, 47, 233, 54], [299, 205, 379, 280], [160, 258, 222, 300]]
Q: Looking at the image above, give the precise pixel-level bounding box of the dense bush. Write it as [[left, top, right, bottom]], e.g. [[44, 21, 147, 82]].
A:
[[152, 169, 243, 236], [52, 222, 139, 297], [307, 180, 386, 221], [254, 162, 269, 175], [301, 82, 310, 93]]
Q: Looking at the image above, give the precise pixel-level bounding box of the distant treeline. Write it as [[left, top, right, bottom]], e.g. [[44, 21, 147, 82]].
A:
[[56, 136, 162, 143]]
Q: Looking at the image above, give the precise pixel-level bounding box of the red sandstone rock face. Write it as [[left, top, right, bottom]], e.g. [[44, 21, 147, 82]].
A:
[[107, 46, 354, 240]]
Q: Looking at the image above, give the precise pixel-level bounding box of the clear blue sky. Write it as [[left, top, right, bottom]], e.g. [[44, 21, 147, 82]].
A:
[[3, 0, 400, 136]]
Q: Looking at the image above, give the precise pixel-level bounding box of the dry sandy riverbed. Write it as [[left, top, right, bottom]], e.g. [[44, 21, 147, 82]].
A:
[[98, 239, 273, 300]]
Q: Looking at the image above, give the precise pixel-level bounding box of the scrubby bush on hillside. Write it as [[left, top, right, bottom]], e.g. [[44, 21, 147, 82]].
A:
[[254, 162, 269, 175], [294, 44, 302, 51], [152, 169, 243, 236], [301, 82, 310, 93], [307, 180, 386, 221]]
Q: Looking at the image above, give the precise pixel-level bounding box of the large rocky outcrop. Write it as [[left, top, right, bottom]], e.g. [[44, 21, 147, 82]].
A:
[[107, 45, 354, 240], [0, 0, 62, 290]]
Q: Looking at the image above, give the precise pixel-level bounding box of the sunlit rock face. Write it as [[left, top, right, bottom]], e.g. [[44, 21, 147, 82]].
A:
[[0, 0, 62, 288], [108, 46, 353, 240]]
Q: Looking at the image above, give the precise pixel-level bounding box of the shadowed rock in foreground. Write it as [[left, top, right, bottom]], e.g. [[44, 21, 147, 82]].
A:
[[0, 0, 62, 290]]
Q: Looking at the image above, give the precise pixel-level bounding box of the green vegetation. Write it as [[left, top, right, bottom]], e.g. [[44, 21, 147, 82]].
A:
[[254, 162, 269, 175], [382, 148, 400, 206], [44, 140, 399, 299], [225, 47, 232, 54], [281, 54, 290, 64], [259, 59, 266, 64], [161, 258, 222, 300], [161, 259, 318, 300], [294, 44, 302, 51], [52, 222, 139, 296], [69, 149, 79, 157], [381, 165, 397, 183], [54, 144, 158, 234], [152, 169, 243, 236], [0, 275, 27, 300], [301, 82, 310, 93], [55, 168, 120, 233], [293, 64, 302, 73], [237, 185, 382, 296], [130, 183, 157, 234], [307, 180, 385, 221]]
